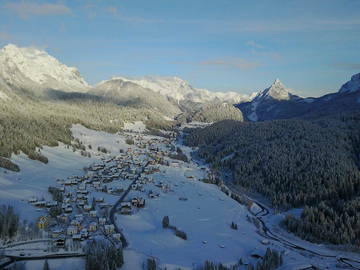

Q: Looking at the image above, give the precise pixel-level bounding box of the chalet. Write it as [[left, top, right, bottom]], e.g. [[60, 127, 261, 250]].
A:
[[34, 200, 46, 208], [57, 214, 68, 223], [77, 200, 85, 207], [83, 204, 92, 212], [120, 204, 132, 215], [37, 216, 48, 230], [72, 234, 82, 241], [90, 210, 97, 217], [67, 226, 78, 236], [99, 218, 107, 225], [75, 214, 84, 222], [71, 219, 81, 227], [138, 198, 145, 208], [54, 237, 65, 247], [80, 228, 89, 238], [89, 222, 97, 232], [104, 224, 115, 235], [51, 229, 63, 238], [64, 206, 73, 213], [113, 233, 122, 241], [46, 201, 57, 208], [120, 202, 132, 208]]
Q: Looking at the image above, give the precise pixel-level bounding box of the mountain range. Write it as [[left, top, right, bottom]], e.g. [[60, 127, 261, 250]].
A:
[[238, 74, 360, 121], [0, 43, 359, 123]]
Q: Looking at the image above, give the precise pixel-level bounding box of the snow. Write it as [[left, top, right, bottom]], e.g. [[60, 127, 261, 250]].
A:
[[13, 258, 85, 270], [114, 139, 267, 269], [0, 124, 128, 222], [71, 124, 129, 154], [123, 121, 147, 133], [254, 79, 292, 102], [104, 75, 253, 104], [248, 100, 259, 122], [0, 90, 9, 101], [2, 125, 360, 269], [0, 44, 89, 92], [339, 73, 360, 94]]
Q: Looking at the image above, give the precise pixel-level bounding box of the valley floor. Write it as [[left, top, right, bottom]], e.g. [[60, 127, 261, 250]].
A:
[[1, 123, 360, 269]]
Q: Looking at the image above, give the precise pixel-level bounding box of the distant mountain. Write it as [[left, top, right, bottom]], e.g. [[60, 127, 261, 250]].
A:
[[113, 76, 254, 105], [238, 74, 360, 121], [238, 79, 308, 121], [0, 44, 89, 94], [339, 73, 360, 94], [91, 78, 181, 117]]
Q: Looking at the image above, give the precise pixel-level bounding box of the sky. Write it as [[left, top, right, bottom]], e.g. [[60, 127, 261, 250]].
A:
[[0, 0, 359, 97]]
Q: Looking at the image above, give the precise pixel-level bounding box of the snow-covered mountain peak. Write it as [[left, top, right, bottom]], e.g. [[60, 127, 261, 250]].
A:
[[339, 73, 360, 94], [0, 44, 89, 92], [256, 78, 292, 101], [107, 75, 252, 104]]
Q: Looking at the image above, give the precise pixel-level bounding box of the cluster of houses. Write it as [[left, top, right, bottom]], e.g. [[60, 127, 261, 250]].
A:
[[27, 132, 187, 251]]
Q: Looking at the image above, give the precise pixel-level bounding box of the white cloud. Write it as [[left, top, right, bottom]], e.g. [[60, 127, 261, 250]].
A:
[[4, 2, 71, 19]]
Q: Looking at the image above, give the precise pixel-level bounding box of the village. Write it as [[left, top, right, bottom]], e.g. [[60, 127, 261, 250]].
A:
[[22, 130, 203, 254]]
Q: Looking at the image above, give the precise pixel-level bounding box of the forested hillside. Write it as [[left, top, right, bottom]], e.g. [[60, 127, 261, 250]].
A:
[[0, 96, 173, 169], [185, 112, 360, 246], [176, 102, 243, 123]]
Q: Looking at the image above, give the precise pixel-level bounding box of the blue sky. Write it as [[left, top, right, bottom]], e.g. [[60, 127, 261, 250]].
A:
[[0, 0, 359, 97]]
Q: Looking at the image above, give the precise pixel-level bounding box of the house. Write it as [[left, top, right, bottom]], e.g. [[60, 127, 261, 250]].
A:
[[104, 224, 115, 234], [71, 219, 81, 227], [51, 229, 63, 238], [80, 228, 89, 238], [57, 214, 68, 223], [120, 205, 132, 215], [89, 222, 97, 232], [37, 216, 48, 230], [138, 198, 145, 208], [72, 234, 82, 241], [67, 226, 78, 236], [95, 197, 104, 202], [90, 210, 97, 218], [99, 218, 106, 225], [34, 200, 46, 208], [83, 204, 92, 212], [46, 201, 57, 208], [113, 233, 122, 241], [120, 202, 132, 208], [64, 206, 73, 213], [54, 237, 65, 247]]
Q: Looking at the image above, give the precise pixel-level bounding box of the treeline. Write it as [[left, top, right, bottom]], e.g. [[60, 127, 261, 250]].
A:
[[177, 102, 244, 123], [0, 205, 19, 239], [0, 96, 173, 169], [196, 248, 283, 270], [85, 239, 124, 270], [185, 112, 360, 247]]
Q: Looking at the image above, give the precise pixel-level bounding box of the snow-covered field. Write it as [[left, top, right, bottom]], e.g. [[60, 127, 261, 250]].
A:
[[116, 163, 266, 269], [1, 124, 360, 269]]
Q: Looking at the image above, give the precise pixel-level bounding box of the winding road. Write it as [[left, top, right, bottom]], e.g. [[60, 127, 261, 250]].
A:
[[225, 182, 360, 269]]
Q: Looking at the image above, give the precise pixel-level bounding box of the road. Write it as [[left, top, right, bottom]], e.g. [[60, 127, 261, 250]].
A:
[[0, 252, 85, 268], [108, 177, 137, 248], [109, 161, 151, 248], [225, 182, 360, 269]]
